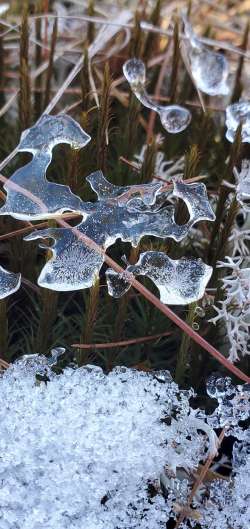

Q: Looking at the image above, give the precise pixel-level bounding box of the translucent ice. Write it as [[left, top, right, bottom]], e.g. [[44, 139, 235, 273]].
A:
[[0, 114, 91, 221], [207, 375, 250, 433], [123, 58, 191, 133], [0, 265, 21, 299], [24, 171, 214, 292], [225, 101, 250, 143], [106, 251, 212, 305], [182, 14, 229, 96]]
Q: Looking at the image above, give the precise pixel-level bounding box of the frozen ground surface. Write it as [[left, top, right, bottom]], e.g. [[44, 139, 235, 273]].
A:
[[0, 359, 248, 529], [0, 361, 181, 529]]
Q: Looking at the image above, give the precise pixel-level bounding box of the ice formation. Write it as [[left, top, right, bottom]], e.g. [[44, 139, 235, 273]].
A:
[[0, 114, 91, 221], [199, 376, 250, 529], [225, 101, 250, 143], [199, 449, 250, 529], [233, 159, 250, 211], [106, 251, 212, 305], [134, 144, 185, 183], [0, 361, 215, 529], [182, 14, 229, 96], [25, 170, 214, 292], [0, 265, 21, 299], [123, 58, 191, 133], [207, 375, 250, 434], [210, 257, 250, 362]]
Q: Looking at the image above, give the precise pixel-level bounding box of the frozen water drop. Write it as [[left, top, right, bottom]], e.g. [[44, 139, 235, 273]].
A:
[[123, 58, 191, 134], [226, 101, 250, 143], [195, 306, 205, 317], [123, 57, 146, 86], [183, 14, 229, 96], [159, 105, 191, 134]]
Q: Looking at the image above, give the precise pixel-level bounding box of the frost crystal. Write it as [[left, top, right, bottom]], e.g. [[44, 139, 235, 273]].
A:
[[182, 14, 229, 96], [233, 159, 250, 211], [123, 58, 191, 133], [0, 265, 21, 299], [134, 145, 185, 183], [210, 257, 250, 362], [0, 363, 214, 529], [0, 114, 91, 221], [225, 100, 250, 143], [25, 171, 214, 292], [106, 251, 212, 305]]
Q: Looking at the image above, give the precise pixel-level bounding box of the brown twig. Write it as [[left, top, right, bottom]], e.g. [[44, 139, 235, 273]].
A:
[[175, 428, 226, 528], [72, 330, 171, 349]]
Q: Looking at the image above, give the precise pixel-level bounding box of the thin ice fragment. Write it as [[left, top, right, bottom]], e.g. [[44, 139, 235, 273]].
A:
[[25, 171, 214, 292], [173, 180, 215, 224], [0, 114, 91, 221], [87, 170, 162, 205], [0, 265, 21, 299], [123, 58, 191, 133], [106, 251, 212, 305], [225, 101, 250, 143], [24, 227, 104, 291], [182, 14, 229, 96]]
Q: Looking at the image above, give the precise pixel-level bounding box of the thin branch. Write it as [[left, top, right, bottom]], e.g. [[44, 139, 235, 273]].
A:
[[175, 428, 226, 528], [72, 331, 172, 349]]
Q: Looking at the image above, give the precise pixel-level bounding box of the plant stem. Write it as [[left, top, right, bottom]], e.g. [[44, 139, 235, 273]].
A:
[[175, 302, 196, 385], [78, 276, 100, 366], [0, 299, 8, 360]]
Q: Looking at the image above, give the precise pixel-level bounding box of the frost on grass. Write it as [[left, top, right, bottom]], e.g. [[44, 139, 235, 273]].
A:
[[0, 265, 21, 299], [0, 114, 91, 221], [106, 251, 212, 305], [182, 13, 229, 96], [0, 361, 216, 529], [25, 170, 214, 293], [123, 58, 191, 133]]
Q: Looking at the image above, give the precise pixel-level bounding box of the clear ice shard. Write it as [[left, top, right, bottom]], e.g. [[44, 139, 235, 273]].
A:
[[123, 58, 191, 133], [0, 265, 21, 299], [225, 101, 250, 143], [106, 251, 212, 305], [0, 114, 91, 221], [182, 14, 229, 96], [24, 170, 214, 292]]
